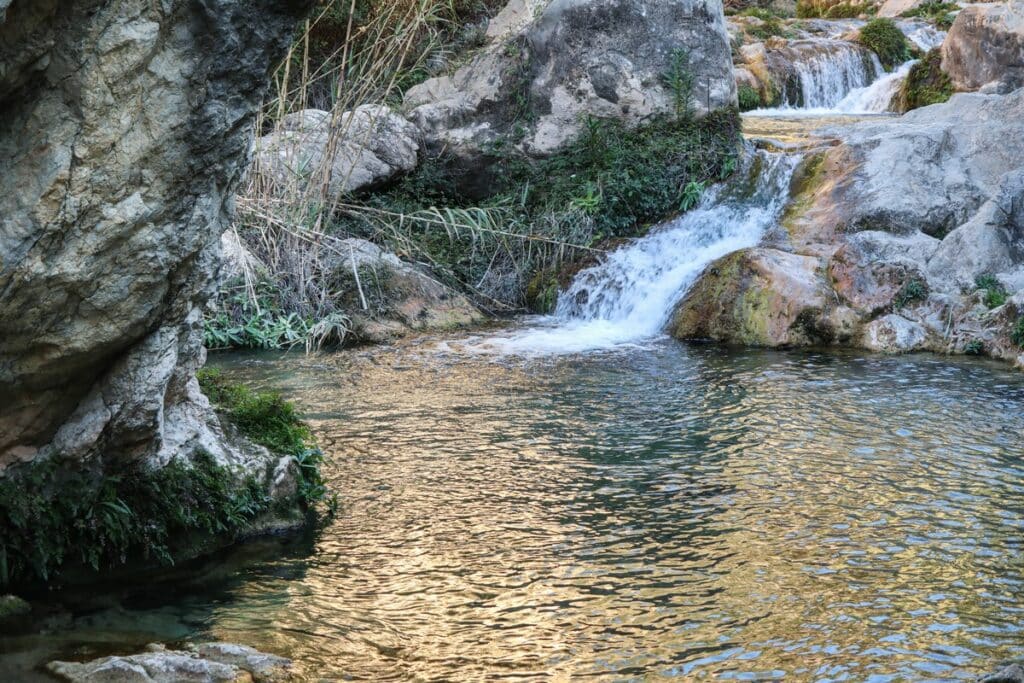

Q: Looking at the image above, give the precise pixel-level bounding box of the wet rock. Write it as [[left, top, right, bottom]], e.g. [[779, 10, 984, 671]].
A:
[[404, 0, 735, 178], [671, 248, 833, 346], [861, 313, 931, 353], [0, 594, 30, 624], [942, 2, 1024, 92], [47, 642, 293, 683], [0, 0, 312, 473], [829, 232, 938, 314], [979, 662, 1024, 683], [328, 238, 484, 343], [877, 0, 926, 18], [253, 105, 418, 199]]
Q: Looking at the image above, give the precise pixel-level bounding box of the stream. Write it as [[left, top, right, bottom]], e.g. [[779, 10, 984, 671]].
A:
[[3, 32, 1023, 682]]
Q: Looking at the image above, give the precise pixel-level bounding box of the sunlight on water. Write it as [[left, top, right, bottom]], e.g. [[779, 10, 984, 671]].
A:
[[4, 343, 1023, 681]]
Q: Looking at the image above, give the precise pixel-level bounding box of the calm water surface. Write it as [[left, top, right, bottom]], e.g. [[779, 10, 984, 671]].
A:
[[3, 338, 1024, 681]]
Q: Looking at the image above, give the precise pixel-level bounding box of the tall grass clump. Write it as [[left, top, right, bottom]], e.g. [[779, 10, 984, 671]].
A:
[[858, 18, 910, 70]]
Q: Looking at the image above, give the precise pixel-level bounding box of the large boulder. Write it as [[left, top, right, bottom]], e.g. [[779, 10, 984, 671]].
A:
[[0, 0, 310, 472], [941, 2, 1024, 92], [327, 238, 484, 343], [252, 105, 418, 199], [404, 0, 736, 179], [670, 248, 836, 346]]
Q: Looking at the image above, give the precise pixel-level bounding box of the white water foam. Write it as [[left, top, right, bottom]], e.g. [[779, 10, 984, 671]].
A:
[[465, 152, 801, 356]]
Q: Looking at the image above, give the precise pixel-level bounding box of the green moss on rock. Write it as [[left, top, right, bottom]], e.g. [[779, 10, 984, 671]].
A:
[[896, 48, 953, 113], [858, 18, 911, 71]]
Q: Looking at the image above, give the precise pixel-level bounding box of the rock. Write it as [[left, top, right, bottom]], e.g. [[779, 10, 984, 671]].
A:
[[942, 2, 1024, 92], [807, 89, 1024, 239], [861, 313, 931, 353], [0, 594, 30, 623], [829, 232, 938, 314], [877, 0, 926, 18], [979, 663, 1024, 683], [253, 105, 418, 199], [404, 0, 735, 179], [47, 642, 292, 683], [328, 238, 484, 343], [0, 0, 312, 485], [671, 248, 833, 346]]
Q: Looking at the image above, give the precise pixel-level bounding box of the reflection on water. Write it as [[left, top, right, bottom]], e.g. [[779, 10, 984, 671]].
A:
[[3, 338, 1024, 680]]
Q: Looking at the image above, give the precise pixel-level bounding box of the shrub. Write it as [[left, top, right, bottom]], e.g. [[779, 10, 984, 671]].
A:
[[896, 48, 953, 112], [901, 1, 958, 30], [858, 18, 911, 70], [1011, 316, 1024, 348], [797, 0, 870, 19], [975, 274, 1008, 309], [738, 84, 762, 111], [963, 339, 985, 355], [894, 278, 928, 309]]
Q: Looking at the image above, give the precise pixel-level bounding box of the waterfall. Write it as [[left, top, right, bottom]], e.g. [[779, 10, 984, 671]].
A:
[[792, 43, 880, 109], [833, 59, 917, 113], [469, 151, 801, 355]]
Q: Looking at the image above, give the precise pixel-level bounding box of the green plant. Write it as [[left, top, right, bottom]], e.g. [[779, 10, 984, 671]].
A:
[[858, 18, 911, 70], [894, 278, 928, 309], [901, 1, 958, 29], [896, 48, 953, 112], [1011, 316, 1024, 348], [0, 451, 275, 587], [975, 274, 1008, 309], [797, 0, 870, 19], [738, 84, 762, 112], [963, 339, 985, 355], [198, 369, 331, 509], [662, 48, 695, 119]]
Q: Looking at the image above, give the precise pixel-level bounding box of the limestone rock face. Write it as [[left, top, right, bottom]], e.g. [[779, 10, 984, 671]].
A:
[[328, 238, 485, 343], [404, 0, 735, 177], [0, 0, 311, 469], [877, 0, 927, 19], [253, 105, 419, 199], [48, 642, 293, 683], [861, 314, 931, 353], [671, 248, 833, 347], [942, 2, 1024, 92]]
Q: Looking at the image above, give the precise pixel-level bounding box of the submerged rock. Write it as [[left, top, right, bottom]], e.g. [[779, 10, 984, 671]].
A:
[[942, 2, 1024, 93], [404, 0, 735, 183], [48, 642, 293, 683], [253, 105, 419, 199], [980, 663, 1024, 683]]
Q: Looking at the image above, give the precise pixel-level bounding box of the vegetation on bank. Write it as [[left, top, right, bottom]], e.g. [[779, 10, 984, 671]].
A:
[[205, 0, 743, 344], [901, 1, 958, 30], [0, 375, 328, 588], [796, 0, 874, 20], [858, 18, 910, 71], [896, 49, 953, 112]]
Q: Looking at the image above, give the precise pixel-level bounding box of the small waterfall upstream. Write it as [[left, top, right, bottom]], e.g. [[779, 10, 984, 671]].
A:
[[470, 152, 801, 355], [786, 41, 883, 110]]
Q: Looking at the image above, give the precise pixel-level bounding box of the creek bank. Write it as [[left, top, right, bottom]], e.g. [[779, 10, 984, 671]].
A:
[[673, 88, 1024, 366]]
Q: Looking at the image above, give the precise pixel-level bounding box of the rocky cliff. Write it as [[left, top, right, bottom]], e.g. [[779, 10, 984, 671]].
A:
[[0, 1, 310, 475]]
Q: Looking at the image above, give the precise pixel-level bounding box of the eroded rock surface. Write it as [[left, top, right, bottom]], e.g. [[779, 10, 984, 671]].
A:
[[0, 0, 310, 471], [253, 105, 419, 199], [404, 0, 736, 181], [674, 89, 1024, 361], [48, 642, 293, 683], [942, 2, 1024, 92]]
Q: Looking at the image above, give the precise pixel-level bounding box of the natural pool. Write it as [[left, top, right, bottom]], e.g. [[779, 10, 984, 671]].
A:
[[3, 336, 1023, 680]]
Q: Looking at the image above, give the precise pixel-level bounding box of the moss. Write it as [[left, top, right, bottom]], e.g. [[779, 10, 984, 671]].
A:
[[525, 271, 560, 314], [896, 48, 953, 112], [858, 18, 911, 71], [738, 84, 763, 112], [0, 374, 329, 589]]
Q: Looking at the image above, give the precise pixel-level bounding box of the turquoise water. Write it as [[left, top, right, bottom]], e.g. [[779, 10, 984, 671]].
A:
[[3, 338, 1024, 680]]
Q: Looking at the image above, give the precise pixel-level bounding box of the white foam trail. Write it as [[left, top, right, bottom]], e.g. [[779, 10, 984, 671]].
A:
[[465, 152, 801, 356]]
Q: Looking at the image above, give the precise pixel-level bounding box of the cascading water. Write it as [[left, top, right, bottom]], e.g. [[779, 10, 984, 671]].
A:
[[468, 151, 801, 355], [786, 41, 882, 110]]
